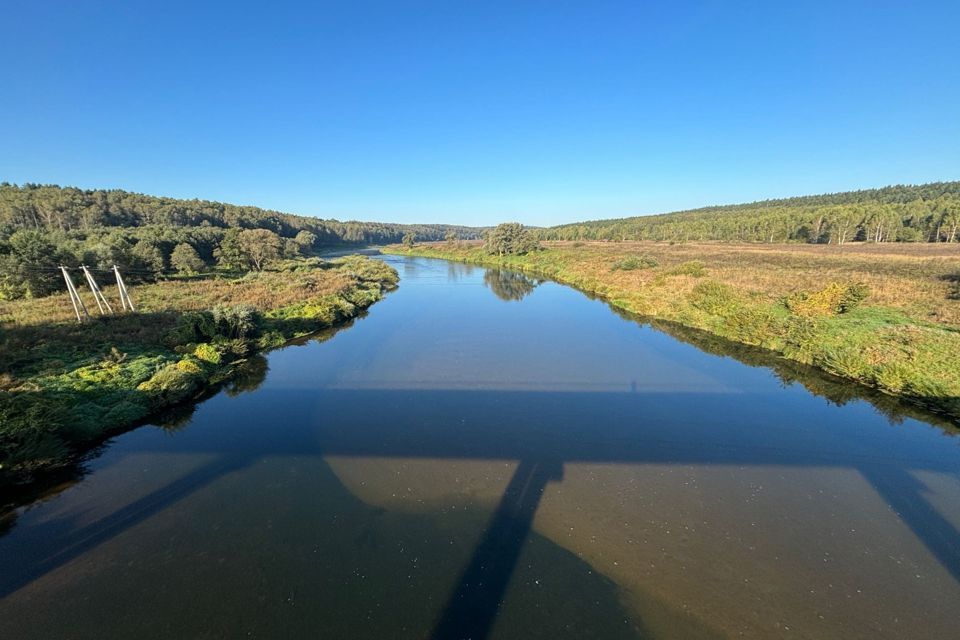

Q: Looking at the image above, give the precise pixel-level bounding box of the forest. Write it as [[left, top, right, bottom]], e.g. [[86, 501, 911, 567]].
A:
[[0, 183, 481, 299], [540, 181, 960, 244]]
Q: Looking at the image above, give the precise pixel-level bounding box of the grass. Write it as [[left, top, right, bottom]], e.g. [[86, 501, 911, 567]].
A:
[[0, 255, 398, 485], [387, 241, 960, 421]]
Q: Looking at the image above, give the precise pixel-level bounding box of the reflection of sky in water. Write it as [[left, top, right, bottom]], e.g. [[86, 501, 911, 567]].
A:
[[265, 257, 743, 393]]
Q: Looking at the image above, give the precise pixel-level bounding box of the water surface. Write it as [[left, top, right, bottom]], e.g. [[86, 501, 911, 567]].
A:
[[1, 255, 959, 639]]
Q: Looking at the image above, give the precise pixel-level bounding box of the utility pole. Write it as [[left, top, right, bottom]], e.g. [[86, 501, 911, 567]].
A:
[[60, 266, 89, 322], [113, 265, 135, 311], [80, 265, 114, 315]]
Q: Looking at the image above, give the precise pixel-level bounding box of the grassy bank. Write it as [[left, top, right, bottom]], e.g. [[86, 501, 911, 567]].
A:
[[0, 255, 398, 485], [388, 241, 960, 421]]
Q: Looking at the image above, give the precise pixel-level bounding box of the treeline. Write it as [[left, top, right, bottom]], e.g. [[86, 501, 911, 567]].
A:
[[540, 181, 960, 244], [0, 183, 481, 299]]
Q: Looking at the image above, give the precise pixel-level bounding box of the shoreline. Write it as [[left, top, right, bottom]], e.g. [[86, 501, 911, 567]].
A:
[[385, 243, 960, 423]]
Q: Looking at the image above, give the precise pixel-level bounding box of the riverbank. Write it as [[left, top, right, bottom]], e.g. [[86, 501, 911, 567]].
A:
[[0, 255, 398, 486], [387, 242, 960, 421]]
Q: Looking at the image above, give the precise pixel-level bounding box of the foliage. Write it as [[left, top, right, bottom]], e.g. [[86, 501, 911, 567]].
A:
[[785, 282, 871, 316], [538, 181, 960, 244], [0, 183, 482, 299], [238, 228, 282, 271], [484, 223, 540, 256], [667, 260, 707, 277], [170, 242, 205, 274], [611, 255, 658, 271]]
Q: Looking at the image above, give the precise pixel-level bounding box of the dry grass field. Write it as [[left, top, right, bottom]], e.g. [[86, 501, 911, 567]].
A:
[[545, 241, 960, 326]]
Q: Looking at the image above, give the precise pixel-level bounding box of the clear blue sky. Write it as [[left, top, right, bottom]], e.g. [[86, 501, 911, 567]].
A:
[[2, 1, 958, 227]]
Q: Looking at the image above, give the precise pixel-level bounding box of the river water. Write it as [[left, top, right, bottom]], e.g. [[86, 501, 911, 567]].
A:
[[1, 254, 959, 639]]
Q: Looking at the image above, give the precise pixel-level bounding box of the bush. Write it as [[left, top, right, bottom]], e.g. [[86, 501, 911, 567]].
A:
[[137, 363, 200, 404], [167, 311, 217, 345], [689, 281, 738, 316], [785, 282, 870, 316], [193, 343, 223, 365], [668, 260, 707, 277], [211, 304, 258, 338], [611, 255, 658, 271]]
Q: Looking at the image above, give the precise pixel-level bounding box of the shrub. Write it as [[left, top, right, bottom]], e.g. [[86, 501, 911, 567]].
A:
[[785, 282, 870, 317], [137, 363, 200, 404], [167, 311, 217, 345], [668, 260, 707, 277], [211, 304, 258, 338], [689, 281, 738, 316], [176, 358, 204, 375], [611, 255, 659, 271], [193, 343, 223, 365]]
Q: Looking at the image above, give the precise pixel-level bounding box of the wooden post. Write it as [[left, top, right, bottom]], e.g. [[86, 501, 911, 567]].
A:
[[81, 265, 114, 315], [60, 266, 89, 322], [113, 265, 135, 311]]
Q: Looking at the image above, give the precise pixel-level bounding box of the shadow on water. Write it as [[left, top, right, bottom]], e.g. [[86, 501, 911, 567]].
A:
[[432, 458, 564, 640]]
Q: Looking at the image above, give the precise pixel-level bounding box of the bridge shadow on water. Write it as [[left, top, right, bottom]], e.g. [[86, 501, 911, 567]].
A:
[[1, 384, 960, 638]]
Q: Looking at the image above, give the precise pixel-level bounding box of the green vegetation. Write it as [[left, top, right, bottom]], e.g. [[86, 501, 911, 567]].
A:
[[0, 183, 480, 300], [0, 255, 398, 485], [483, 222, 539, 256], [388, 241, 960, 421], [540, 181, 960, 244]]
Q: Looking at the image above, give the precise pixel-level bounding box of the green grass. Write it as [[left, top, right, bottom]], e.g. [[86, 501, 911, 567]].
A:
[[388, 243, 960, 422], [0, 255, 398, 485]]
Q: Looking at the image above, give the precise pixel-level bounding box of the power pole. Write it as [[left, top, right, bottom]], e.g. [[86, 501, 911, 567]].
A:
[[113, 265, 135, 311], [60, 266, 89, 322], [80, 265, 114, 315]]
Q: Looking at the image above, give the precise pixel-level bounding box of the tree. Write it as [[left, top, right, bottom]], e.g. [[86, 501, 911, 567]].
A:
[[484, 223, 539, 256], [238, 228, 281, 271], [214, 229, 246, 270], [170, 242, 205, 274], [131, 240, 166, 278], [1, 230, 61, 298], [294, 230, 317, 252], [402, 232, 416, 248]]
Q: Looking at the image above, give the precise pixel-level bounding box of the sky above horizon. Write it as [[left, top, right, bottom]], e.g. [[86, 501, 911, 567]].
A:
[[2, 1, 958, 227]]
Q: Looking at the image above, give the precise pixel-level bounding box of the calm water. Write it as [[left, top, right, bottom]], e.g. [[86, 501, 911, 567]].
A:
[[2, 255, 959, 640]]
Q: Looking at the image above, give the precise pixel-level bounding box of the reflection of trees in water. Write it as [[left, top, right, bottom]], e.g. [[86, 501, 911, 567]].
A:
[[604, 303, 960, 434], [446, 262, 475, 282], [225, 355, 269, 397], [483, 269, 540, 302]]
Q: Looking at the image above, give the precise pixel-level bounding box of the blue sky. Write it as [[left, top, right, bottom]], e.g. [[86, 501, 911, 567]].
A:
[[2, 1, 958, 227]]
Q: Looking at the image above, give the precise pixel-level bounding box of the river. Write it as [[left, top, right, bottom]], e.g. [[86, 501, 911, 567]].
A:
[[1, 254, 958, 639]]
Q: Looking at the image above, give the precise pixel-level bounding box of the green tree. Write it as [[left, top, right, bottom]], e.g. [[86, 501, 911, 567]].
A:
[[294, 230, 317, 252], [1, 230, 61, 298], [170, 242, 205, 274], [131, 240, 166, 278], [214, 229, 246, 270], [484, 223, 539, 256], [402, 232, 416, 248], [238, 228, 281, 271]]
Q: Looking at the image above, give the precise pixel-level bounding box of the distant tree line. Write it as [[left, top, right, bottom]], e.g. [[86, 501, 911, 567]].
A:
[[539, 181, 960, 244], [0, 183, 482, 299]]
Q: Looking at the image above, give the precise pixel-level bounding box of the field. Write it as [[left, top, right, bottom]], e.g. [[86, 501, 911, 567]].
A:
[[389, 240, 960, 420], [0, 256, 398, 485]]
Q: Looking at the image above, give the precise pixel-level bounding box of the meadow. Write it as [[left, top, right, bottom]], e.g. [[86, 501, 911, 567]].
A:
[[0, 256, 398, 485], [389, 241, 960, 420]]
